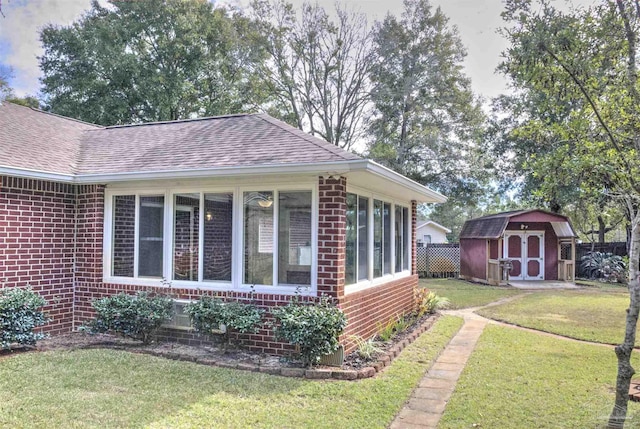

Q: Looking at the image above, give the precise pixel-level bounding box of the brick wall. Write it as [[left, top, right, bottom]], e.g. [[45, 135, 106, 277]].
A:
[[0, 176, 76, 335], [317, 176, 346, 299], [340, 274, 418, 353]]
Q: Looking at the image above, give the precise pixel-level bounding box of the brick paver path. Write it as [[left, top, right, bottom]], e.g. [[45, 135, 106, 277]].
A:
[[389, 317, 487, 429]]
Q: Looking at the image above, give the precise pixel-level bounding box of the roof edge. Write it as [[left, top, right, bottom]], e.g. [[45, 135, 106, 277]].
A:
[[0, 165, 76, 183]]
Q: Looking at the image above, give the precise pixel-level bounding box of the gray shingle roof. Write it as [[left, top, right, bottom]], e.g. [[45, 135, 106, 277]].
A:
[[459, 209, 573, 239], [0, 102, 99, 175], [0, 103, 361, 177]]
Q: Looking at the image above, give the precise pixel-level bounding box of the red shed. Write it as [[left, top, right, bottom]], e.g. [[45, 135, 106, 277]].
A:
[[459, 210, 577, 285]]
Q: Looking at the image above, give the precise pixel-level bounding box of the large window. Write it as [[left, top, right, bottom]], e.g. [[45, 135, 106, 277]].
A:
[[243, 190, 312, 286], [346, 193, 411, 286], [203, 193, 233, 281]]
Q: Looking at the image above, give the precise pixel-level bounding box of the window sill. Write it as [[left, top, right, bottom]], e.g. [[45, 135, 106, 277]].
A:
[[102, 276, 316, 296], [344, 271, 412, 296]]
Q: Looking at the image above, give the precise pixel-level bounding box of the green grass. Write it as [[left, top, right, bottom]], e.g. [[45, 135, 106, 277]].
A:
[[477, 288, 634, 345], [421, 278, 522, 309], [439, 325, 640, 428], [0, 316, 463, 428]]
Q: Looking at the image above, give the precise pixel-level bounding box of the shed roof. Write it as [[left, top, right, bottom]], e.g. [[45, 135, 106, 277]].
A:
[[460, 209, 576, 239]]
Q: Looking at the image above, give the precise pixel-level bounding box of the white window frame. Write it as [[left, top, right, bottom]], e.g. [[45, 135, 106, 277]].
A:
[[103, 182, 318, 296], [344, 186, 412, 295]]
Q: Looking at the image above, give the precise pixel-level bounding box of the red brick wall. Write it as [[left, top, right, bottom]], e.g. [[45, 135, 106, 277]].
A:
[[0, 176, 76, 335], [340, 274, 418, 353], [317, 176, 346, 299]]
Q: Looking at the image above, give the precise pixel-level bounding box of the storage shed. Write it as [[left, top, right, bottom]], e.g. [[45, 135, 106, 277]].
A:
[[459, 210, 577, 285]]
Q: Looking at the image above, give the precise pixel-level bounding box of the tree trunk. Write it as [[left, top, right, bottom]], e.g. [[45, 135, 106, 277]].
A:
[[608, 214, 640, 428], [598, 215, 607, 243]]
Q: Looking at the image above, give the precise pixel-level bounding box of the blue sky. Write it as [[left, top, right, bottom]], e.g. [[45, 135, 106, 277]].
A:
[[0, 0, 593, 101]]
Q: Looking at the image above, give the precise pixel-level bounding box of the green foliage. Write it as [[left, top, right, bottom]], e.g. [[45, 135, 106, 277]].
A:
[[349, 335, 382, 360], [271, 295, 347, 367], [184, 296, 264, 341], [87, 292, 173, 344], [0, 287, 49, 350], [367, 0, 489, 211], [580, 252, 626, 283], [39, 0, 267, 125], [376, 313, 414, 342], [415, 287, 450, 317]]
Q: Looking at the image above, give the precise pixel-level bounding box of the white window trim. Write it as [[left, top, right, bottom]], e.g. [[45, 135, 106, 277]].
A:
[[103, 182, 318, 296], [344, 186, 413, 295]]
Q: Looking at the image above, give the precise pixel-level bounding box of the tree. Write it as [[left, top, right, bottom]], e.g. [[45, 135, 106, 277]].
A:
[[0, 66, 41, 108], [39, 0, 266, 125], [251, 0, 373, 149], [499, 1, 640, 426], [366, 0, 489, 211]]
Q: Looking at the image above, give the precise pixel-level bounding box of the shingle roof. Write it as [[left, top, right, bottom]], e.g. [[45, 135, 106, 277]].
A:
[[0, 102, 100, 175], [77, 113, 360, 175], [459, 209, 574, 239], [0, 104, 360, 176]]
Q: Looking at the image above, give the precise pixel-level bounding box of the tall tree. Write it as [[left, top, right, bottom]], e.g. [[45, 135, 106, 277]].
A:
[[499, 1, 640, 426], [366, 0, 488, 208], [251, 0, 373, 150], [39, 0, 266, 125]]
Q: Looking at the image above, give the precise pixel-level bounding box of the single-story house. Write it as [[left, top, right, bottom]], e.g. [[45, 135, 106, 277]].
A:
[[459, 209, 576, 285], [0, 102, 445, 354], [416, 220, 451, 245]]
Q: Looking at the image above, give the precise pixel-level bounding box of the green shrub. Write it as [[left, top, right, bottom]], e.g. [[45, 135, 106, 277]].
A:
[[580, 252, 626, 282], [0, 287, 49, 350], [349, 335, 382, 360], [272, 296, 347, 367], [184, 296, 264, 343], [416, 290, 450, 316], [87, 292, 173, 344], [376, 313, 415, 342]]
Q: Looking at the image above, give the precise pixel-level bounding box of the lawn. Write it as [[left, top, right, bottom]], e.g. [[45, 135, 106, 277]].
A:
[[0, 316, 463, 428], [421, 278, 522, 309], [439, 325, 640, 428], [476, 287, 634, 345]]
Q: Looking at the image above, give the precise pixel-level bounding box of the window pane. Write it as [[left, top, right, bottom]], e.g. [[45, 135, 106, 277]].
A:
[[139, 196, 164, 277], [373, 200, 383, 278], [112, 195, 135, 277], [203, 193, 233, 281], [358, 196, 369, 281], [244, 191, 274, 285], [395, 206, 403, 273], [345, 193, 357, 285], [383, 202, 392, 275], [403, 207, 410, 271], [173, 193, 199, 281], [278, 191, 312, 285]]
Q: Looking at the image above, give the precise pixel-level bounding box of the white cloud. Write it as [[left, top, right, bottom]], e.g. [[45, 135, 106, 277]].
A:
[[0, 0, 94, 96]]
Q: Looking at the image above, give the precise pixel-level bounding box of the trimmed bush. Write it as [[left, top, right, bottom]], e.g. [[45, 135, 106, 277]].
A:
[[87, 292, 172, 344], [272, 296, 347, 367], [184, 296, 264, 343], [0, 287, 49, 350]]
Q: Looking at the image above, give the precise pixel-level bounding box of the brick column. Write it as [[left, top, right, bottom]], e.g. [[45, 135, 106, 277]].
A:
[[317, 176, 347, 299], [73, 184, 105, 327], [411, 200, 418, 276]]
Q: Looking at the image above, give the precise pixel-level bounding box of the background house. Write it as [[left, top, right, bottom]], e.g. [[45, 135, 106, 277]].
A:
[[0, 102, 446, 353], [416, 220, 451, 246]]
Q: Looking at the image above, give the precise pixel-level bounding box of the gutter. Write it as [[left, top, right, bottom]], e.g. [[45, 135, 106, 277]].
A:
[[0, 159, 447, 203]]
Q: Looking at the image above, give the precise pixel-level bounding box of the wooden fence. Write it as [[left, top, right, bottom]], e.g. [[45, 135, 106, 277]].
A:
[[417, 243, 460, 278]]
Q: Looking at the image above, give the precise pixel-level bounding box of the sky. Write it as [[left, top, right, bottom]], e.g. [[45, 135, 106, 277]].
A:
[[0, 0, 582, 101]]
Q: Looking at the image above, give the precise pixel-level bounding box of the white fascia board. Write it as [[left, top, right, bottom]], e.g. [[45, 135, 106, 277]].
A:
[[362, 160, 447, 203], [0, 165, 75, 183]]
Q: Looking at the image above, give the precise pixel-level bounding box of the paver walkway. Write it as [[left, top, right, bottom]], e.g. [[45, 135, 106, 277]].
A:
[[389, 316, 487, 429]]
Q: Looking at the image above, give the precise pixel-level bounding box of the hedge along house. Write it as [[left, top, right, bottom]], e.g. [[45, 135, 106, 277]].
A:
[[459, 210, 577, 286], [0, 102, 445, 354]]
